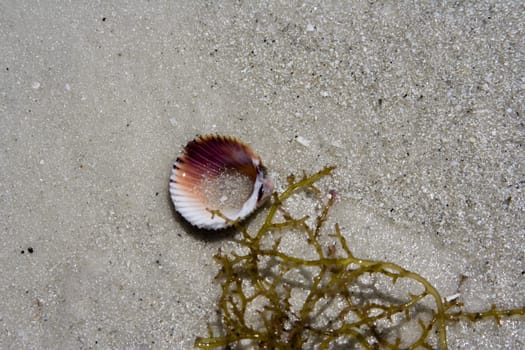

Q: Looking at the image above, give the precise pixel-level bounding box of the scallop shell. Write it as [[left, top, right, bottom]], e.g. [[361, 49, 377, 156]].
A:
[[169, 135, 274, 230]]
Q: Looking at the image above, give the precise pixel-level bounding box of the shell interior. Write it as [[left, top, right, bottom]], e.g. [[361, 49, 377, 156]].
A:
[[169, 135, 273, 230]]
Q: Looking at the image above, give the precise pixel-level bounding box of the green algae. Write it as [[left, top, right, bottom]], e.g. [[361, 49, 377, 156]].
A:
[[195, 166, 524, 349]]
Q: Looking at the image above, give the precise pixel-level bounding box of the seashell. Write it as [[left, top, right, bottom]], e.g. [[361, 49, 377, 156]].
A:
[[169, 135, 274, 230]]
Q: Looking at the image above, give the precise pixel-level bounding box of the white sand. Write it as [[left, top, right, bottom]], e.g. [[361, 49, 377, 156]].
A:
[[1, 1, 523, 349]]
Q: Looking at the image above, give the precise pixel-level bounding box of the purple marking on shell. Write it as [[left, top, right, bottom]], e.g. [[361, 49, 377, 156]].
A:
[[169, 135, 274, 230]]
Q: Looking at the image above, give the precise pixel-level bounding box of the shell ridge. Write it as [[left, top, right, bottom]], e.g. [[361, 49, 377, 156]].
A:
[[190, 141, 247, 170], [182, 150, 225, 175], [194, 135, 255, 167]]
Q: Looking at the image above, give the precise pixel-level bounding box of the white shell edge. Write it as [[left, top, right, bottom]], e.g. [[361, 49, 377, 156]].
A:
[[169, 169, 265, 230]]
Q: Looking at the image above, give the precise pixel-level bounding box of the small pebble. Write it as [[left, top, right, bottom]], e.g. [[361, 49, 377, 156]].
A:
[[444, 293, 461, 302], [295, 136, 311, 147]]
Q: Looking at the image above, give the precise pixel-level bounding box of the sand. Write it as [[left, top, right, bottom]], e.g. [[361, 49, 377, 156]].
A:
[[1, 1, 523, 349]]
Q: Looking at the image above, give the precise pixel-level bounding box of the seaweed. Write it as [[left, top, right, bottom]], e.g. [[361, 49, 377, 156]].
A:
[[195, 166, 524, 349]]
